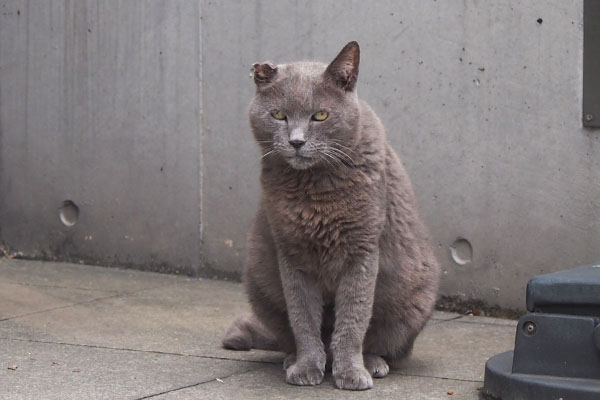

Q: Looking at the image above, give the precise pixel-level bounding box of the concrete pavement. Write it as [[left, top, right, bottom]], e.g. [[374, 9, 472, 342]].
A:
[[0, 258, 517, 399]]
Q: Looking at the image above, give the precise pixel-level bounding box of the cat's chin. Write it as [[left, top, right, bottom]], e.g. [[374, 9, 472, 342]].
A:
[[285, 156, 316, 170]]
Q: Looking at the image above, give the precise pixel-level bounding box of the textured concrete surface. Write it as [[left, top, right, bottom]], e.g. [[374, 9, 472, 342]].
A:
[[0, 0, 203, 275], [0, 258, 517, 399], [0, 0, 597, 309]]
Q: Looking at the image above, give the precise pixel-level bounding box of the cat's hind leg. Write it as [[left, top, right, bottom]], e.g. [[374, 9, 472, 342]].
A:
[[222, 313, 279, 351], [223, 208, 294, 354], [363, 316, 420, 368], [363, 354, 390, 378]]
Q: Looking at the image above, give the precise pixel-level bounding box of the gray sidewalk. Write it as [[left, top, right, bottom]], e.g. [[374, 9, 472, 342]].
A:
[[0, 258, 516, 399]]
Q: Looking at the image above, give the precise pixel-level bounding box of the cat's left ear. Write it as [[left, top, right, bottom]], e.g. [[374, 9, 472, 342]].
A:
[[325, 41, 360, 91]]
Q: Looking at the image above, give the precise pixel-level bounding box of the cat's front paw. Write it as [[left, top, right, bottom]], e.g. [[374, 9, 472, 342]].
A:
[[285, 358, 325, 386], [283, 353, 296, 370], [333, 366, 373, 390]]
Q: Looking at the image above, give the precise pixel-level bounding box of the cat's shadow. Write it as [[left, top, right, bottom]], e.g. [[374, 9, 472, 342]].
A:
[[389, 356, 430, 376]]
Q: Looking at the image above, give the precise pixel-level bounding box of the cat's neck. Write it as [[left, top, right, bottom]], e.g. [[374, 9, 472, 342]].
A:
[[260, 145, 383, 198], [261, 160, 351, 193]]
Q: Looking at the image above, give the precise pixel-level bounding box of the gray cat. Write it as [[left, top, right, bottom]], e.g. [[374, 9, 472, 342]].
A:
[[222, 41, 440, 391]]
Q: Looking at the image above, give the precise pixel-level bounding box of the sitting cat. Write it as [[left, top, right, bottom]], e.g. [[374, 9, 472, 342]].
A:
[[222, 41, 440, 391]]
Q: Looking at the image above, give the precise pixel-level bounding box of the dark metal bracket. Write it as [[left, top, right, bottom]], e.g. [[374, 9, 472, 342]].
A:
[[584, 0, 600, 127]]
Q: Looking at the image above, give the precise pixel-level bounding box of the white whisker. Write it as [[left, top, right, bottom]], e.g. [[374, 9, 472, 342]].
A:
[[328, 139, 354, 152], [318, 152, 337, 170], [328, 146, 355, 165], [261, 148, 278, 160]]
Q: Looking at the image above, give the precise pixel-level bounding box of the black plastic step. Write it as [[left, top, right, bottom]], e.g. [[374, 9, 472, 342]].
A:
[[483, 263, 600, 399], [526, 263, 600, 316]]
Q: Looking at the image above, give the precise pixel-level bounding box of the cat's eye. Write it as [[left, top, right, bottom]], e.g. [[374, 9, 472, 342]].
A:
[[271, 110, 286, 120], [312, 111, 329, 121]]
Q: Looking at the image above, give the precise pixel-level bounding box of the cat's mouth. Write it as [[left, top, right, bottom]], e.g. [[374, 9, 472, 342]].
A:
[[285, 153, 315, 169]]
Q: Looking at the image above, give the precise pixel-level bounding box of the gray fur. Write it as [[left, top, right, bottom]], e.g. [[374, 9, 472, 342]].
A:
[[222, 41, 440, 391]]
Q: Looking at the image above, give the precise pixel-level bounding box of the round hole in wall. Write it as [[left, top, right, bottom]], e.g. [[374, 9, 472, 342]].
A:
[[449, 238, 473, 265], [59, 200, 79, 227]]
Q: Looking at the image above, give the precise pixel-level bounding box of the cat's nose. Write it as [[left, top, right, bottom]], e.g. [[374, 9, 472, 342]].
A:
[[289, 139, 306, 149]]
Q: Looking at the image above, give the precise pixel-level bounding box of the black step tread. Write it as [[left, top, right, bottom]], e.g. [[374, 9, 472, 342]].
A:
[[526, 264, 600, 314]]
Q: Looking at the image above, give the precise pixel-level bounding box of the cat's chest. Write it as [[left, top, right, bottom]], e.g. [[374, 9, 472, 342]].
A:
[[265, 175, 378, 248], [272, 191, 336, 240], [271, 191, 355, 281]]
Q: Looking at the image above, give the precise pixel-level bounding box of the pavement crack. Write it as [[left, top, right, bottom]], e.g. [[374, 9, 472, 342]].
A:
[[3, 280, 120, 293], [430, 315, 517, 327], [133, 365, 263, 399], [0, 282, 181, 323], [0, 336, 281, 365], [394, 371, 483, 383], [0, 293, 123, 322], [430, 315, 464, 325], [451, 319, 517, 327]]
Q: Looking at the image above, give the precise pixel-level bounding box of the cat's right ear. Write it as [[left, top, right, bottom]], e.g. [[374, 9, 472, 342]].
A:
[[252, 62, 278, 86]]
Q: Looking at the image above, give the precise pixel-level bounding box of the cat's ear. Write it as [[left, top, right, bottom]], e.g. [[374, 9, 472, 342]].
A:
[[252, 62, 278, 86], [325, 41, 360, 91]]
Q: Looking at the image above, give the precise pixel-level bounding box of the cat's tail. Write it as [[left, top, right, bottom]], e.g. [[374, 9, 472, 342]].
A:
[[222, 314, 279, 351]]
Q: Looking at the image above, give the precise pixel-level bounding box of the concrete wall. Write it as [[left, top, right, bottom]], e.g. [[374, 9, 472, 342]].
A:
[[1, 0, 597, 309], [0, 1, 202, 274]]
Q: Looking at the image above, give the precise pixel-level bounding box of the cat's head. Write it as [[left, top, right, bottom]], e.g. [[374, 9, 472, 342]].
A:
[[249, 42, 361, 170]]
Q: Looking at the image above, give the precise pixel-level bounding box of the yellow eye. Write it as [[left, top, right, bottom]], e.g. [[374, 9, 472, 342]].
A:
[[271, 110, 286, 120], [312, 111, 328, 121]]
